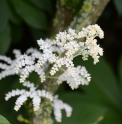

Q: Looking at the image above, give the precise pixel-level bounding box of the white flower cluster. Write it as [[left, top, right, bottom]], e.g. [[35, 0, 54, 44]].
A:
[[57, 66, 91, 89], [5, 81, 53, 111], [0, 50, 21, 80], [15, 54, 46, 83], [0, 24, 104, 122], [55, 24, 104, 64], [53, 95, 72, 122]]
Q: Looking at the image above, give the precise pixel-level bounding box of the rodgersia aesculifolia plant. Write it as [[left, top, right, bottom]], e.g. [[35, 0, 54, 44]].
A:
[[0, 24, 104, 122]]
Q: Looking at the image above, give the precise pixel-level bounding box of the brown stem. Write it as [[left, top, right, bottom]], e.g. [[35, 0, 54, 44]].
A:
[[48, 5, 74, 36], [70, 0, 110, 30]]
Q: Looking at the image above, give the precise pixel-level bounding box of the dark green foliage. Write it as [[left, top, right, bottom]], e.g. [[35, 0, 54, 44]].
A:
[[0, 0, 54, 54], [10, 0, 48, 30], [0, 25, 11, 54], [0, 0, 9, 32], [28, 0, 53, 14]]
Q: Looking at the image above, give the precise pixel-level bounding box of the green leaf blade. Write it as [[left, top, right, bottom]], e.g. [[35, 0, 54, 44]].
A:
[[28, 0, 53, 15], [74, 57, 122, 111], [0, 25, 11, 54], [0, 0, 9, 32], [6, 0, 22, 24], [54, 92, 107, 124], [0, 115, 10, 124], [10, 0, 48, 30]]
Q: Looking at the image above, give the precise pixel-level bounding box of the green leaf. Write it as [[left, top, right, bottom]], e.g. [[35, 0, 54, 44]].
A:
[[0, 115, 10, 124], [74, 57, 122, 112], [54, 92, 107, 124], [0, 25, 11, 54], [99, 110, 122, 124], [6, 0, 22, 24], [10, 0, 48, 30], [28, 0, 53, 15], [119, 56, 122, 85], [113, 0, 122, 15], [0, 0, 9, 32]]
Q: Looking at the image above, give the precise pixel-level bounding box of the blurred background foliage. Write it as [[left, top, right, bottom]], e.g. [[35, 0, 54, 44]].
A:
[[0, 0, 122, 124], [0, 0, 56, 55]]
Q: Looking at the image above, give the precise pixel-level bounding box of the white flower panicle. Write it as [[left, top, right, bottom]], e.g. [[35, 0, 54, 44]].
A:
[[13, 49, 22, 58], [53, 95, 72, 122], [14, 95, 27, 111], [37, 39, 58, 67], [0, 55, 13, 64], [54, 24, 104, 63], [14, 51, 46, 83], [0, 24, 104, 121], [15, 54, 34, 74], [50, 57, 74, 76], [85, 38, 103, 63], [26, 48, 42, 59], [5, 81, 53, 111], [63, 40, 81, 58], [0, 50, 21, 80], [57, 66, 91, 90], [32, 96, 41, 111]]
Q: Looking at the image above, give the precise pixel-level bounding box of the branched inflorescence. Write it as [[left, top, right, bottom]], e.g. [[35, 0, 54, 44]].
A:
[[0, 24, 104, 122], [5, 81, 53, 111]]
